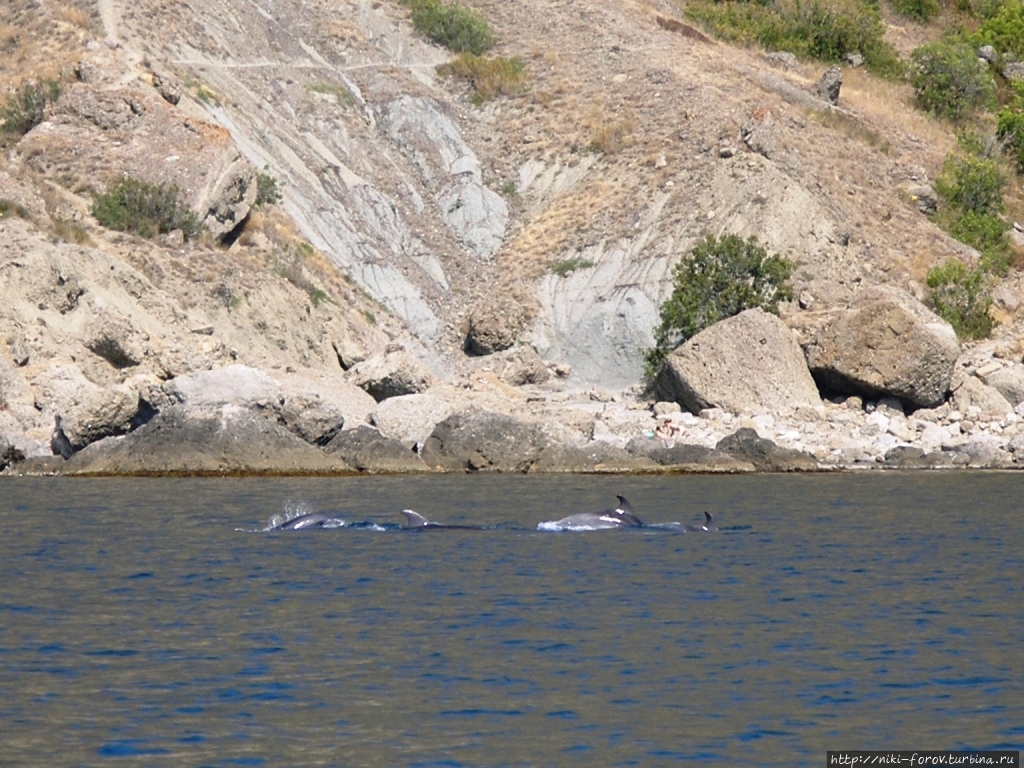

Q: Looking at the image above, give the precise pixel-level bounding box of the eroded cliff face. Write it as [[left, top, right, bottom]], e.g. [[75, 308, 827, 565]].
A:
[[77, 0, 1005, 388], [4, 0, 1024, 439]]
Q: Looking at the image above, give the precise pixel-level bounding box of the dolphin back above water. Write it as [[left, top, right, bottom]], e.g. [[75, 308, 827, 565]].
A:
[[681, 511, 718, 533], [400, 510, 489, 530], [268, 512, 345, 531], [537, 495, 644, 531]]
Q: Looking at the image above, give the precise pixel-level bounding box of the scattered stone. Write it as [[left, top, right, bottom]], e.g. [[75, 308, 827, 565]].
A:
[[815, 66, 843, 105], [1003, 62, 1024, 81], [983, 364, 1024, 408], [499, 345, 551, 386], [765, 51, 799, 69], [978, 45, 998, 64], [950, 373, 1013, 421], [370, 392, 458, 450], [844, 52, 864, 68], [905, 184, 938, 214]]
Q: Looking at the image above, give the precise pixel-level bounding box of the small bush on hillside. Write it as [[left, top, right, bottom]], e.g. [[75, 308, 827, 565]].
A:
[[996, 83, 1024, 173], [684, 0, 902, 77], [926, 259, 996, 339], [91, 177, 200, 239], [935, 153, 1003, 214], [910, 42, 995, 122], [891, 0, 940, 20], [976, 0, 1024, 59], [1, 79, 61, 136], [437, 53, 526, 104], [255, 170, 282, 208], [405, 0, 494, 54], [645, 233, 794, 376]]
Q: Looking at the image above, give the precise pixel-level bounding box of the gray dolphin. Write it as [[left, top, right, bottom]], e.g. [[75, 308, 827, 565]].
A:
[[681, 511, 718, 532], [400, 510, 488, 530], [270, 512, 344, 531], [537, 495, 643, 531]]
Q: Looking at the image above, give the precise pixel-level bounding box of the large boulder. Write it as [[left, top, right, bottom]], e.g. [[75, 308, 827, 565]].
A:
[[322, 425, 428, 473], [804, 286, 960, 408], [31, 365, 142, 450], [349, 346, 436, 402], [980, 364, 1024, 408], [656, 308, 822, 415], [421, 408, 553, 472], [370, 392, 458, 450], [949, 373, 1013, 421], [164, 364, 279, 408], [464, 297, 528, 356], [64, 405, 345, 474]]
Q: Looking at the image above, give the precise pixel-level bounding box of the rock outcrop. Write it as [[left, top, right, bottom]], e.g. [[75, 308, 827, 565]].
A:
[[15, 83, 257, 238], [322, 425, 428, 473], [804, 287, 960, 408], [64, 405, 345, 474], [421, 408, 553, 472], [656, 308, 822, 415]]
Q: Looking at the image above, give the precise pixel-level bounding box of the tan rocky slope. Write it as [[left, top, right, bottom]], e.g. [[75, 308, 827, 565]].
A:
[[3, 0, 1024, 473]]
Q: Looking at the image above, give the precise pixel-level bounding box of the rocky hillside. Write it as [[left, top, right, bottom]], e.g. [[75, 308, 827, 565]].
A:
[[3, 0, 1024, 472]]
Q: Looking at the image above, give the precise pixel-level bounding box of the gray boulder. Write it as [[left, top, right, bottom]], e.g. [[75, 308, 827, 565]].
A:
[[84, 309, 146, 369], [815, 66, 843, 105], [64, 405, 345, 474], [1003, 62, 1024, 82], [499, 345, 551, 386], [421, 408, 553, 472], [350, 346, 436, 402], [370, 392, 457, 450], [465, 297, 528, 356], [950, 374, 1013, 420], [716, 427, 818, 471], [625, 436, 750, 470], [804, 286, 960, 408], [980, 364, 1024, 408], [62, 384, 140, 449], [533, 440, 657, 472], [165, 365, 279, 408], [656, 308, 822, 415], [0, 435, 25, 471], [322, 425, 428, 473]]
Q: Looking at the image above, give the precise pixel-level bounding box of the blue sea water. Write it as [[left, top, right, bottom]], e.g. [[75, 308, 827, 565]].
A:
[[0, 472, 1021, 766]]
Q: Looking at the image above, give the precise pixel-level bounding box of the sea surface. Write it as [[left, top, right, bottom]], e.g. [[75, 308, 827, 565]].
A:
[[0, 472, 1021, 766]]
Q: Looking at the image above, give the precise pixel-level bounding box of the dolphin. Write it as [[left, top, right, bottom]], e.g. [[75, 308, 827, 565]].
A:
[[537, 495, 644, 531], [270, 512, 345, 531], [400, 510, 488, 530], [681, 511, 718, 532]]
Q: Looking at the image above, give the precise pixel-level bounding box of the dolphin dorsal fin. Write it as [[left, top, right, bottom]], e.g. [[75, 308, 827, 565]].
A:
[[401, 509, 431, 528], [704, 511, 714, 524], [615, 495, 634, 515]]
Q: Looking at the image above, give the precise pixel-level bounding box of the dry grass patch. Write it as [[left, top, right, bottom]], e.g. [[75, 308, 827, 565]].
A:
[[56, 4, 92, 30], [437, 53, 528, 104], [587, 115, 636, 155]]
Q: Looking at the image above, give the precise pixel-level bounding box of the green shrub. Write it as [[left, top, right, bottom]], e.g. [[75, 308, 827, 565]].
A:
[[437, 53, 526, 103], [405, 0, 494, 54], [307, 82, 355, 106], [910, 42, 995, 122], [91, 177, 200, 239], [645, 233, 794, 376], [684, 0, 902, 77], [935, 153, 1003, 214], [976, 0, 1024, 59], [551, 256, 595, 276], [255, 170, 282, 208], [926, 259, 996, 339], [1, 78, 61, 136], [891, 0, 940, 20], [996, 83, 1024, 172]]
